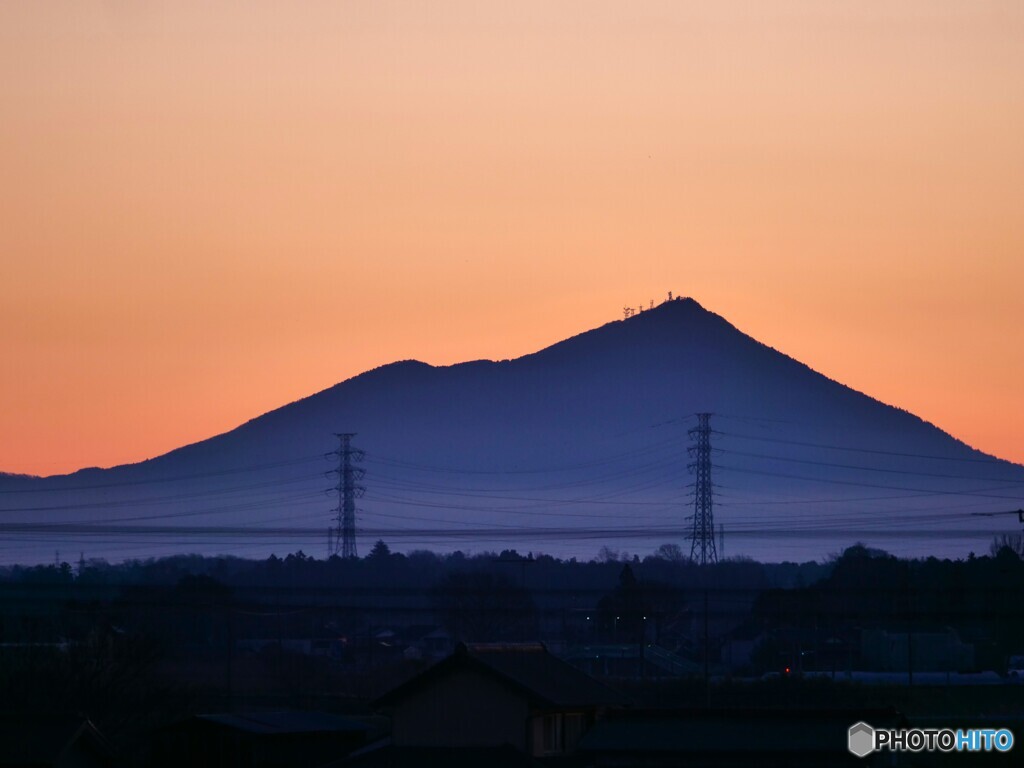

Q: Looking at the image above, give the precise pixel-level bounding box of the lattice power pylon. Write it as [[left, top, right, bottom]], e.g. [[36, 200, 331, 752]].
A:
[[687, 413, 718, 565], [328, 432, 365, 558]]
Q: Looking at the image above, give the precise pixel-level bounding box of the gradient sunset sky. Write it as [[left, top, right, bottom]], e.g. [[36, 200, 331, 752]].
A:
[[2, 1, 1022, 476]]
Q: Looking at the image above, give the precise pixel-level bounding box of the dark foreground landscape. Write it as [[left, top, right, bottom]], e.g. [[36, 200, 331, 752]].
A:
[[2, 539, 1022, 766]]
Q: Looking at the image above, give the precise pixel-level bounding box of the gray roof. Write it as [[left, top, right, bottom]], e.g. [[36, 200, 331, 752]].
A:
[[376, 642, 627, 709]]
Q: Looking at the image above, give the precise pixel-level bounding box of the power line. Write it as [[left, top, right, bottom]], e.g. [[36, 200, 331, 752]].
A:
[[0, 455, 325, 494], [0, 473, 323, 514], [0, 522, 1010, 540], [718, 448, 1024, 484], [719, 430, 1015, 465], [362, 434, 689, 477], [718, 464, 1024, 500]]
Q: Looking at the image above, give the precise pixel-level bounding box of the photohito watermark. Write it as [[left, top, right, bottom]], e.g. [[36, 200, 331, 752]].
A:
[[848, 722, 1014, 758]]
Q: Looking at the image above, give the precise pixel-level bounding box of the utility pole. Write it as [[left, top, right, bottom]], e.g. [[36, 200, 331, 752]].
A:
[[688, 413, 718, 565], [703, 588, 710, 707], [906, 565, 914, 689], [328, 433, 365, 558]]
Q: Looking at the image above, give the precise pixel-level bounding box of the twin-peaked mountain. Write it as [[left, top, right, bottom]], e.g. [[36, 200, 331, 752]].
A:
[[2, 298, 1021, 564]]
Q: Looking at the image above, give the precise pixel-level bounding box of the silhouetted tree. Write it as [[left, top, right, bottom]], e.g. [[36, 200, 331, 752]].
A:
[[653, 543, 685, 562], [990, 533, 1024, 558], [596, 564, 685, 643], [367, 540, 392, 560]]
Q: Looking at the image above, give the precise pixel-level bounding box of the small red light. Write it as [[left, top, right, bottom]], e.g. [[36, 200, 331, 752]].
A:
[[784, 667, 791, 674]]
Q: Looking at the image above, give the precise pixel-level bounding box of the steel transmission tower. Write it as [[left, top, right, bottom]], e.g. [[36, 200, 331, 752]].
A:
[[688, 413, 718, 565], [328, 433, 365, 558]]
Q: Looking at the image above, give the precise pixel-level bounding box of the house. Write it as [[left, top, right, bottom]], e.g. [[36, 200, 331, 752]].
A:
[[153, 711, 373, 768], [402, 627, 455, 661], [370, 642, 627, 759], [733, 627, 860, 677]]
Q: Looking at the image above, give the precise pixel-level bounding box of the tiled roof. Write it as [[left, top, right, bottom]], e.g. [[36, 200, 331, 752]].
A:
[[464, 642, 626, 708], [375, 641, 627, 709]]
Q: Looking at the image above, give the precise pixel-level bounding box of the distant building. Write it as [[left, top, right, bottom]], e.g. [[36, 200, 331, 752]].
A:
[[562, 643, 701, 678], [861, 627, 975, 672], [402, 626, 455, 661]]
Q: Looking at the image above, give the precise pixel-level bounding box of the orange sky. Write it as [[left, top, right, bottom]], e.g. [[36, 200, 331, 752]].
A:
[[1, 1, 1022, 476]]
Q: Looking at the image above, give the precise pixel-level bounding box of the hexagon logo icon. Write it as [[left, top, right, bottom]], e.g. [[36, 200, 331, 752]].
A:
[[848, 722, 875, 758]]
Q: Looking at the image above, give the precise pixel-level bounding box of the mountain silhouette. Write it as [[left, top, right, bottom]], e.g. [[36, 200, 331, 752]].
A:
[[2, 298, 1021, 564]]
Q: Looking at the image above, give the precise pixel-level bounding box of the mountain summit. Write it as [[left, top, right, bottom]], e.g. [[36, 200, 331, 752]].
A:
[[2, 298, 1020, 564]]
